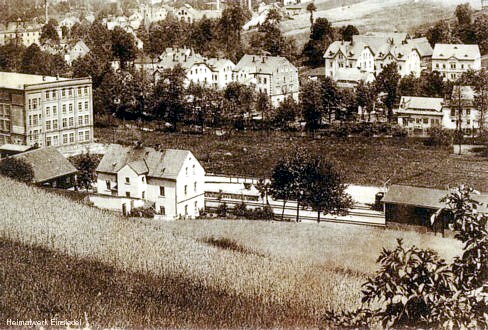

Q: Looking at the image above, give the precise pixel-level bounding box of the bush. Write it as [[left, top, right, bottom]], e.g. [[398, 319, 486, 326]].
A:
[[129, 206, 156, 218], [249, 205, 275, 220], [232, 202, 248, 217], [0, 157, 34, 183], [323, 185, 488, 329], [425, 127, 453, 147], [391, 125, 408, 139], [216, 203, 228, 217]]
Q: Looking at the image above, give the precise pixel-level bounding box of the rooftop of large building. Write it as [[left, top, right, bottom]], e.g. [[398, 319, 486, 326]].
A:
[[432, 44, 481, 60], [0, 72, 84, 90]]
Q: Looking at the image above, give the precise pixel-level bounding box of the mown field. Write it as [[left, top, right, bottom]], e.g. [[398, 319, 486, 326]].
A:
[[0, 176, 461, 328], [96, 127, 488, 191]]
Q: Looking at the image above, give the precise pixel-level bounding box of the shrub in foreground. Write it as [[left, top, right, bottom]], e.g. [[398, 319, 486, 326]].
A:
[[323, 185, 488, 329], [0, 157, 34, 183]]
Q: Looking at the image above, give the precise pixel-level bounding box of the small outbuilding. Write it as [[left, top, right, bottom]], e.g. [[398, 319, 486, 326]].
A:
[[382, 185, 488, 227], [12, 147, 78, 188]]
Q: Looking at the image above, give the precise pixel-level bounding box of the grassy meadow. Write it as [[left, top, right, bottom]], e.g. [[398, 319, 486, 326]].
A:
[[0, 176, 462, 328], [96, 127, 488, 192]]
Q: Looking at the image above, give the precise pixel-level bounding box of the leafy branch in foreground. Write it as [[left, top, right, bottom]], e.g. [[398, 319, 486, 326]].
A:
[[323, 185, 488, 329]]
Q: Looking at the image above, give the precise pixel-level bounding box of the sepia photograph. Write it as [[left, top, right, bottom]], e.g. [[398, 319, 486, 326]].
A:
[[0, 0, 487, 328]]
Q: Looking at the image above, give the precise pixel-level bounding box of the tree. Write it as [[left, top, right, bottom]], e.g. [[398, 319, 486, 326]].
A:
[[455, 3, 472, 26], [321, 77, 340, 123], [420, 70, 448, 98], [300, 80, 323, 130], [255, 178, 271, 205], [375, 62, 400, 121], [426, 20, 451, 47], [356, 81, 377, 121], [301, 157, 352, 223], [40, 19, 60, 44], [398, 73, 421, 97], [270, 158, 295, 221], [306, 2, 317, 32], [20, 44, 44, 75], [255, 91, 271, 124], [70, 153, 100, 190], [303, 18, 333, 66], [111, 26, 137, 69], [339, 24, 359, 42], [151, 65, 187, 130], [218, 4, 249, 61], [223, 82, 255, 127], [273, 96, 298, 129], [0, 157, 34, 183]]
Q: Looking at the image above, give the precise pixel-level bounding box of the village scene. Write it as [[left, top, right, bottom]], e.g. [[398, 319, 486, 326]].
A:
[[0, 0, 487, 328]]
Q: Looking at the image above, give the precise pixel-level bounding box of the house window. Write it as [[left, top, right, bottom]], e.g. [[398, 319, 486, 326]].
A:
[[62, 118, 67, 128], [160, 186, 165, 196], [53, 106, 57, 115], [69, 103, 73, 113], [45, 91, 50, 99], [79, 131, 84, 141], [126, 191, 131, 197], [46, 136, 52, 146], [46, 121, 51, 130], [62, 104, 66, 114], [192, 164, 195, 175], [451, 109, 456, 117], [141, 176, 145, 183], [78, 87, 82, 96], [184, 185, 187, 195], [194, 201, 198, 213], [84, 101, 88, 110], [185, 167, 188, 176], [84, 115, 89, 125], [467, 119, 471, 125], [62, 134, 68, 144], [106, 180, 110, 189], [78, 102, 82, 111], [423, 118, 429, 124], [62, 89, 66, 97], [194, 182, 197, 192], [466, 109, 471, 116], [52, 90, 56, 98], [53, 119, 58, 129], [85, 131, 89, 141], [78, 116, 83, 125], [160, 206, 165, 215], [184, 205, 188, 215], [46, 106, 50, 116], [125, 177, 130, 184], [69, 117, 74, 127], [142, 191, 145, 199], [69, 133, 74, 143]]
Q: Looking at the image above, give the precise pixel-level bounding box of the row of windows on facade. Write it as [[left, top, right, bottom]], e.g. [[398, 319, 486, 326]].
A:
[[404, 117, 474, 126], [32, 130, 91, 146], [29, 114, 90, 128], [435, 62, 472, 70], [121, 179, 198, 196], [29, 101, 89, 116], [333, 60, 406, 71], [43, 86, 90, 101]]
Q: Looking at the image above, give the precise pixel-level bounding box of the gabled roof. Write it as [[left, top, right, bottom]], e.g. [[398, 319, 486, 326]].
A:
[[207, 58, 235, 71], [71, 40, 90, 54], [96, 144, 192, 180], [433, 44, 481, 61], [398, 96, 444, 112], [11, 147, 77, 183], [158, 47, 208, 70], [324, 35, 432, 61], [383, 184, 488, 212], [234, 54, 297, 74]]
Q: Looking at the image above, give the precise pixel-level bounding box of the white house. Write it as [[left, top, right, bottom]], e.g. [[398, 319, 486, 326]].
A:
[[234, 54, 299, 106], [442, 86, 485, 136], [333, 67, 375, 89], [207, 58, 235, 89], [64, 40, 90, 65], [324, 33, 433, 81], [95, 144, 205, 219], [395, 96, 444, 136], [155, 47, 214, 87], [432, 44, 481, 81]]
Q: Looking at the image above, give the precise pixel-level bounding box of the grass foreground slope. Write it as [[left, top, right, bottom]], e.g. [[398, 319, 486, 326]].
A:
[[0, 176, 461, 328]]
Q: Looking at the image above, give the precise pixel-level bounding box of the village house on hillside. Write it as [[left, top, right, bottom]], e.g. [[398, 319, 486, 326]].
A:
[[395, 96, 444, 136], [432, 44, 481, 81], [324, 32, 433, 82], [12, 147, 78, 188], [0, 72, 94, 147], [95, 144, 205, 219], [64, 40, 91, 65], [395, 86, 485, 137], [0, 20, 42, 47], [234, 54, 299, 106]]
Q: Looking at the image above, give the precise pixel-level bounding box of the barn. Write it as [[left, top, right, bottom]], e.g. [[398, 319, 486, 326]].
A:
[[382, 185, 488, 227]]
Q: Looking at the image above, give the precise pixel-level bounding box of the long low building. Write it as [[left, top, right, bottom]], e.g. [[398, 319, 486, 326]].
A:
[[382, 185, 488, 227]]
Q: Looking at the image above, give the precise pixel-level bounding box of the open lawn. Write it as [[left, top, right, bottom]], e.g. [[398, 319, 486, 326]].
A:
[[96, 127, 488, 192], [0, 176, 461, 328]]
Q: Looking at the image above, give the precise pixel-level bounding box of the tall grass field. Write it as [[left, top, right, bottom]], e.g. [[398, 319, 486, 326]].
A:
[[0, 176, 461, 328]]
